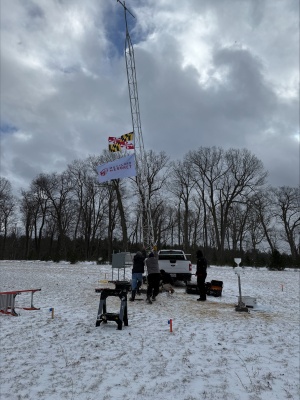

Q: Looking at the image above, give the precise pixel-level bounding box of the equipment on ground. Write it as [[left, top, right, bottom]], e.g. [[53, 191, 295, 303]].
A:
[[0, 289, 41, 316], [111, 252, 134, 280], [186, 280, 223, 296], [206, 280, 223, 297], [95, 281, 130, 330], [234, 259, 249, 312]]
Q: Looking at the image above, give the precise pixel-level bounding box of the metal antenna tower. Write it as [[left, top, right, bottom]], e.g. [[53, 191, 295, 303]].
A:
[[117, 0, 154, 249]]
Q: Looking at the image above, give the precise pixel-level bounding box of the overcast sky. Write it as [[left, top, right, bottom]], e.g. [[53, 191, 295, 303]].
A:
[[1, 0, 299, 194]]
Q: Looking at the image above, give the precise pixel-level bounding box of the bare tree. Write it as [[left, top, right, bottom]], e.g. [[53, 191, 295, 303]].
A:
[[252, 189, 278, 253], [190, 147, 267, 261], [0, 178, 16, 258], [271, 186, 300, 259], [226, 203, 245, 252], [20, 190, 36, 258], [151, 198, 175, 248], [132, 150, 170, 245], [67, 159, 108, 259], [167, 158, 195, 251], [190, 195, 206, 249], [244, 201, 266, 252], [91, 152, 130, 252], [33, 173, 74, 260]]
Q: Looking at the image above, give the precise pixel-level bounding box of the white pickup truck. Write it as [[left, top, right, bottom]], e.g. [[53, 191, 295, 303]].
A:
[[158, 249, 192, 284]]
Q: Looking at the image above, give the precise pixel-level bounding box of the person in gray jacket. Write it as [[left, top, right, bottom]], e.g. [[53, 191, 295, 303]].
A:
[[145, 246, 160, 304]]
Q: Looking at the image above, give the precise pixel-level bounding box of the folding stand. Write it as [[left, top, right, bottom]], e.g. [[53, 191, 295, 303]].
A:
[[95, 288, 128, 330]]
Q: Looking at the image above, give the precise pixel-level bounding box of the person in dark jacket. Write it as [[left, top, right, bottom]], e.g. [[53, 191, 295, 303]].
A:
[[160, 269, 175, 293], [195, 250, 207, 301], [130, 249, 146, 301], [145, 246, 160, 304]]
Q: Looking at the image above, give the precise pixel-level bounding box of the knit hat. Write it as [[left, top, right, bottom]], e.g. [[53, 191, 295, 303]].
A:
[[148, 252, 154, 258], [197, 250, 203, 258]]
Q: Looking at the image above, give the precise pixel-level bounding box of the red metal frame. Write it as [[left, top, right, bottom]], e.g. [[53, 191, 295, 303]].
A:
[[0, 289, 41, 316]]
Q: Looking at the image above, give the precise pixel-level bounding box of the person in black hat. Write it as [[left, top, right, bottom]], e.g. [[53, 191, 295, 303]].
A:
[[195, 250, 207, 301]]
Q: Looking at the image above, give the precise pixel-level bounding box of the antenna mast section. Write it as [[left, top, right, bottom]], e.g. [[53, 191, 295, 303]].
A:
[[117, 0, 154, 249]]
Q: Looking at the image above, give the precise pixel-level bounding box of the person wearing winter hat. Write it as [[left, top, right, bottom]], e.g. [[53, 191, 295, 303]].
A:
[[145, 246, 160, 304], [195, 250, 208, 301], [129, 248, 146, 301]]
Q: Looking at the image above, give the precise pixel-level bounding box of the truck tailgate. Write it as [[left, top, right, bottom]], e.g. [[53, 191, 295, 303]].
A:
[[159, 260, 190, 274]]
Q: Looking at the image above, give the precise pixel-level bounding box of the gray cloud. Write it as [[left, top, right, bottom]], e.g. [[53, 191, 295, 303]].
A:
[[0, 0, 298, 194]]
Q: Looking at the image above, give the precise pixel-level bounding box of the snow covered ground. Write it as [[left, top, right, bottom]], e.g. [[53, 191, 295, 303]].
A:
[[0, 260, 299, 400]]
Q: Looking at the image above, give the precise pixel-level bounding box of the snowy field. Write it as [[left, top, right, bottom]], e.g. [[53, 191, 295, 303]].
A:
[[0, 260, 299, 400]]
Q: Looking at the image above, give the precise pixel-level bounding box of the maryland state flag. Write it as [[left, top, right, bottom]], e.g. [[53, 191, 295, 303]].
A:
[[116, 139, 126, 147], [121, 132, 134, 142], [109, 143, 121, 152], [108, 132, 134, 152]]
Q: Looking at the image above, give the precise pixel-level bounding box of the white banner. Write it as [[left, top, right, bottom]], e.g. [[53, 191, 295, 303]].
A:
[[96, 154, 136, 183]]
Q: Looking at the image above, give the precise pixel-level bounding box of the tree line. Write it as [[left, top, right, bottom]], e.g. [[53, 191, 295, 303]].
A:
[[0, 146, 299, 268]]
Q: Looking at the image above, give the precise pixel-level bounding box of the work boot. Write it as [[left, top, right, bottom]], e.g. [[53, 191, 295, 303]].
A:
[[146, 296, 152, 304], [129, 290, 136, 302]]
